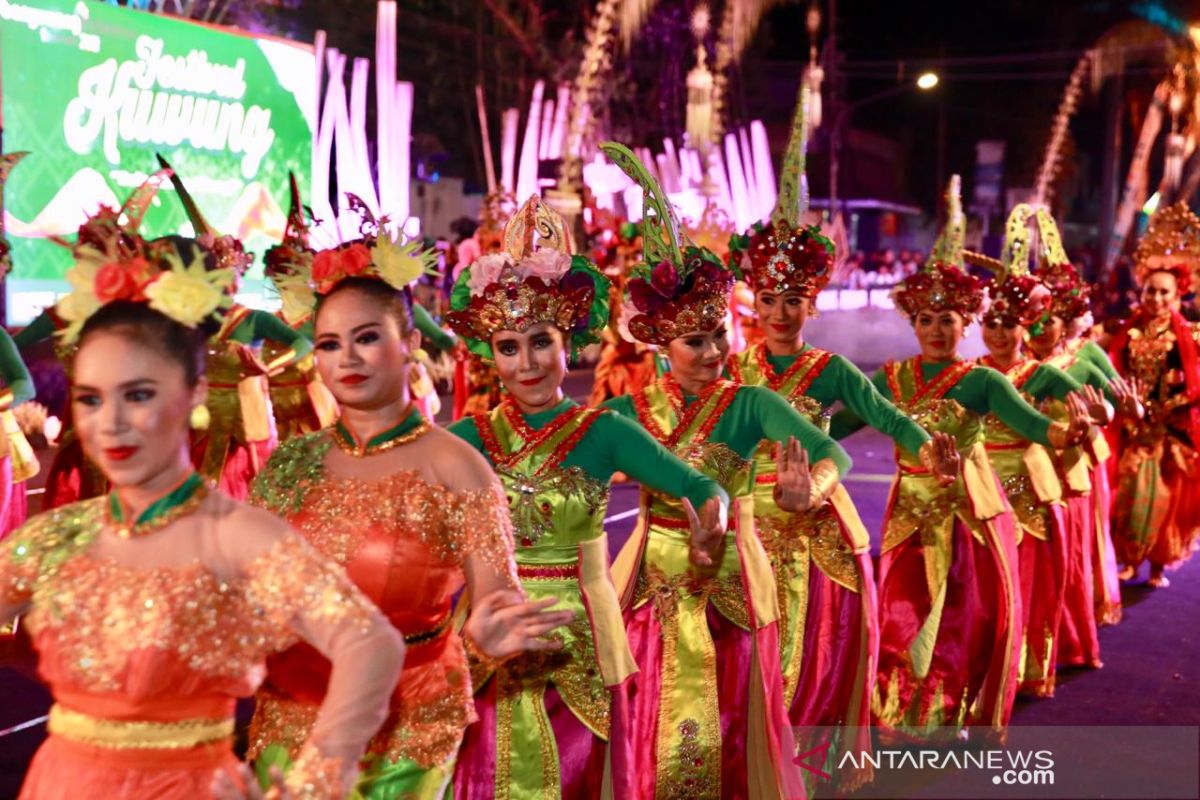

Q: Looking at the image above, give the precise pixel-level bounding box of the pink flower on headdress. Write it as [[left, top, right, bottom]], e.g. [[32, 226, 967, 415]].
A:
[[520, 250, 572, 283], [467, 253, 513, 295]]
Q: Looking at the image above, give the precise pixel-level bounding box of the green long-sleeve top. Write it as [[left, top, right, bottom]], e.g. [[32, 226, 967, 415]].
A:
[[0, 329, 35, 406], [413, 303, 457, 350], [1007, 361, 1084, 402], [744, 344, 931, 457], [226, 309, 313, 359], [11, 309, 55, 350], [839, 359, 1063, 447], [1076, 339, 1118, 381], [450, 397, 727, 510], [603, 383, 853, 477]]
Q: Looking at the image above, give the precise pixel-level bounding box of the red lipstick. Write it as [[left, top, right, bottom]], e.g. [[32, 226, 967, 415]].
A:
[[339, 374, 369, 385], [104, 446, 139, 462]]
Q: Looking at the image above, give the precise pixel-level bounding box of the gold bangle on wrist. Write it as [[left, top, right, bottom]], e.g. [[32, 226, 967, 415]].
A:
[[806, 458, 841, 508], [1046, 421, 1080, 449], [464, 632, 504, 687]]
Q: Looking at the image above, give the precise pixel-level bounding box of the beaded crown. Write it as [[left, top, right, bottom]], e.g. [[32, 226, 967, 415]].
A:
[[892, 176, 986, 320], [1133, 201, 1200, 294], [447, 194, 610, 360], [601, 142, 738, 346], [736, 84, 835, 298]]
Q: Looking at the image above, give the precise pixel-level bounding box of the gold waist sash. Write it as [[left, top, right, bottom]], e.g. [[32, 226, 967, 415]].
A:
[[47, 704, 234, 750]]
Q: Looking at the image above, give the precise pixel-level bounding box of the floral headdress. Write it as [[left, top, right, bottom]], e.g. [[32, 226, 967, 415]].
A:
[[966, 205, 1051, 329], [892, 175, 986, 320], [0, 152, 28, 280], [732, 84, 835, 298], [156, 155, 253, 278], [263, 173, 317, 324], [601, 142, 738, 346], [1024, 207, 1090, 326], [55, 170, 236, 342], [305, 195, 438, 305], [1132, 201, 1200, 295], [447, 194, 610, 361]]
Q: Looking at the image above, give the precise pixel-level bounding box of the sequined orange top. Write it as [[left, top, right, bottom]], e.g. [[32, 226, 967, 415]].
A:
[[249, 433, 518, 768], [0, 498, 384, 799]]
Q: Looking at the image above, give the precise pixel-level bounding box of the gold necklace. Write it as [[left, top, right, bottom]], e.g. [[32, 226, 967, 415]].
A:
[[107, 473, 211, 540], [333, 410, 432, 457]]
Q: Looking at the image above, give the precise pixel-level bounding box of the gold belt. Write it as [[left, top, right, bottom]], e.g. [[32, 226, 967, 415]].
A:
[[47, 704, 234, 750]]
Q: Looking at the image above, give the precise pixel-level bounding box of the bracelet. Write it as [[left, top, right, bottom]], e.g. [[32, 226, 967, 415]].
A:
[[464, 632, 504, 688], [1046, 420, 1083, 449], [275, 743, 349, 800], [806, 458, 841, 508]]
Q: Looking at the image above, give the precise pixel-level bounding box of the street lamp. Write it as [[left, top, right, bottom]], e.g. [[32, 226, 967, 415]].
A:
[[829, 73, 941, 215]]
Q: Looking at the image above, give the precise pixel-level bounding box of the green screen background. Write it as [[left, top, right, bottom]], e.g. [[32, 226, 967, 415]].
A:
[[0, 0, 313, 313]]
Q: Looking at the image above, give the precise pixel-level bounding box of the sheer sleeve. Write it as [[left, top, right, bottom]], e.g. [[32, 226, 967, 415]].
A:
[[450, 484, 519, 590], [242, 535, 404, 797], [0, 517, 41, 624]]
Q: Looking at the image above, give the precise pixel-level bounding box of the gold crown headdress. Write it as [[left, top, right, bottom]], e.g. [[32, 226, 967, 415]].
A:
[[447, 194, 610, 360], [965, 205, 1051, 328], [601, 142, 737, 346], [736, 83, 835, 298], [893, 176, 985, 319], [1133, 201, 1200, 294]]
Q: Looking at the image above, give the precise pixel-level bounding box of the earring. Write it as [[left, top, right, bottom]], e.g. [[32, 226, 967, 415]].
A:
[[190, 404, 211, 431]]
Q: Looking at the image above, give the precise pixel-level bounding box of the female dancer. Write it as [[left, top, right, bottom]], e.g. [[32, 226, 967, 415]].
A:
[[727, 89, 952, 790], [249, 222, 570, 798], [1108, 202, 1200, 588], [156, 159, 314, 499], [854, 179, 1089, 741], [1024, 209, 1134, 628], [0, 152, 38, 538], [447, 194, 728, 799], [13, 171, 178, 508], [262, 174, 338, 442], [1, 222, 404, 799], [968, 218, 1110, 696], [600, 142, 852, 799]]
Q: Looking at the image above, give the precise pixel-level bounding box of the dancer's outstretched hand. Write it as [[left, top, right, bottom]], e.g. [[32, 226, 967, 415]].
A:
[[683, 496, 726, 567], [1079, 384, 1112, 425], [466, 590, 575, 661], [930, 431, 960, 487], [774, 436, 813, 513]]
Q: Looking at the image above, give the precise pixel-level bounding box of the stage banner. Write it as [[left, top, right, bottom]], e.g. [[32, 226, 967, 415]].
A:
[[0, 0, 315, 318]]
